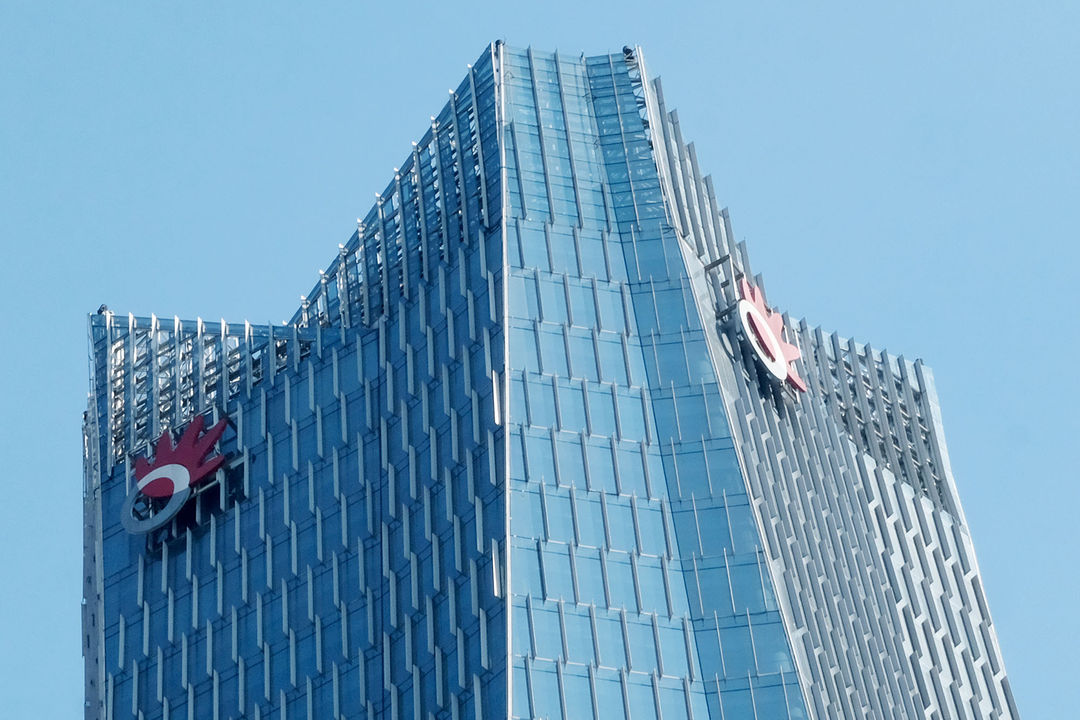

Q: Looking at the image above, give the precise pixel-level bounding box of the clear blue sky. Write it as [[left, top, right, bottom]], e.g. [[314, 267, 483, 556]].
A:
[[1, 2, 1075, 716]]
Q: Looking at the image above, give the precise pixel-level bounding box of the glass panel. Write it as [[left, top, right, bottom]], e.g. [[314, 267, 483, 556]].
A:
[[605, 497, 637, 553], [574, 497, 606, 550], [596, 286, 625, 333], [520, 224, 551, 272], [557, 382, 588, 433], [606, 553, 636, 611], [542, 545, 574, 601], [511, 323, 540, 373], [539, 325, 570, 377], [510, 488, 543, 539], [658, 624, 689, 678], [614, 390, 646, 441], [532, 605, 563, 660], [597, 332, 629, 386], [627, 620, 658, 674], [586, 386, 617, 437], [615, 445, 647, 497], [658, 685, 689, 720], [556, 436, 587, 490], [718, 623, 755, 677], [562, 668, 594, 720], [574, 549, 606, 607], [568, 280, 598, 329], [512, 602, 532, 657], [526, 433, 557, 484], [513, 661, 531, 718], [563, 610, 596, 666], [510, 273, 541, 320], [528, 379, 557, 428], [568, 331, 599, 382], [636, 557, 667, 614], [544, 489, 575, 542], [584, 440, 617, 494], [540, 276, 569, 324], [594, 613, 626, 668], [626, 680, 656, 720], [512, 540, 542, 595], [752, 618, 795, 673], [594, 672, 626, 720], [530, 660, 564, 720]]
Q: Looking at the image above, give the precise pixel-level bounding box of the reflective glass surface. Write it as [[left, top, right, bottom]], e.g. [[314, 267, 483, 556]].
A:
[[502, 48, 806, 720]]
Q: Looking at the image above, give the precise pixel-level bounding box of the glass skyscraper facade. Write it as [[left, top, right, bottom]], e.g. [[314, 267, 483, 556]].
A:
[[83, 43, 1019, 720]]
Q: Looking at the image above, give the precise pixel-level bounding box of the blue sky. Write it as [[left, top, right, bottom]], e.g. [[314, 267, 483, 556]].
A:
[[1, 2, 1075, 715]]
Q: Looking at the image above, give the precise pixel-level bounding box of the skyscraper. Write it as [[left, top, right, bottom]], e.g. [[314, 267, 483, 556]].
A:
[[83, 42, 1019, 719]]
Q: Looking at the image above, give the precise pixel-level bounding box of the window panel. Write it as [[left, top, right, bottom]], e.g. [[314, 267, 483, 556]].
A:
[[597, 333, 629, 386], [574, 496, 605, 549], [562, 610, 596, 666], [694, 504, 731, 556], [557, 382, 588, 432], [636, 557, 668, 615], [673, 446, 709, 498], [549, 230, 580, 276], [605, 553, 637, 611], [562, 668, 594, 720], [696, 562, 733, 616], [658, 685, 689, 720], [511, 323, 541, 373], [544, 490, 575, 542], [529, 661, 564, 720], [594, 613, 626, 668], [655, 339, 689, 387], [510, 375, 529, 427], [542, 545, 574, 601], [674, 394, 708, 443], [596, 286, 626, 333], [526, 433, 557, 484], [718, 623, 755, 677], [658, 624, 689, 678], [635, 503, 666, 557], [528, 379, 557, 428], [512, 541, 543, 596], [510, 489, 544, 539], [568, 332, 599, 382], [584, 440, 617, 494], [568, 281, 598, 329], [512, 602, 532, 658], [726, 502, 761, 555], [539, 276, 569, 324], [615, 445, 647, 497], [556, 436, 587, 490], [574, 547, 605, 605], [539, 326, 570, 377], [625, 678, 657, 720], [512, 661, 531, 719], [578, 233, 609, 281], [751, 618, 795, 674], [532, 605, 563, 660], [614, 391, 646, 442], [586, 386, 617, 437], [605, 498, 637, 553], [510, 273, 541, 320]]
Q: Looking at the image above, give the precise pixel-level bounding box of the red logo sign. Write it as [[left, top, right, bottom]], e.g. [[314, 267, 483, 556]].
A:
[[121, 415, 229, 534], [736, 279, 807, 392]]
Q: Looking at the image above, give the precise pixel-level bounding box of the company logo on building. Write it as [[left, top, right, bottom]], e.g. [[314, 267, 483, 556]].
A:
[[120, 415, 229, 534], [736, 278, 807, 392]]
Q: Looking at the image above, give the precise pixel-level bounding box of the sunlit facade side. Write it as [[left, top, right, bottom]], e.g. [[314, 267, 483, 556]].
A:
[[84, 42, 1018, 720]]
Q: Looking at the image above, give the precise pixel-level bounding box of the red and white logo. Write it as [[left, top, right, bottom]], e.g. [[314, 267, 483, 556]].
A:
[[121, 415, 229, 534], [736, 278, 807, 393]]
